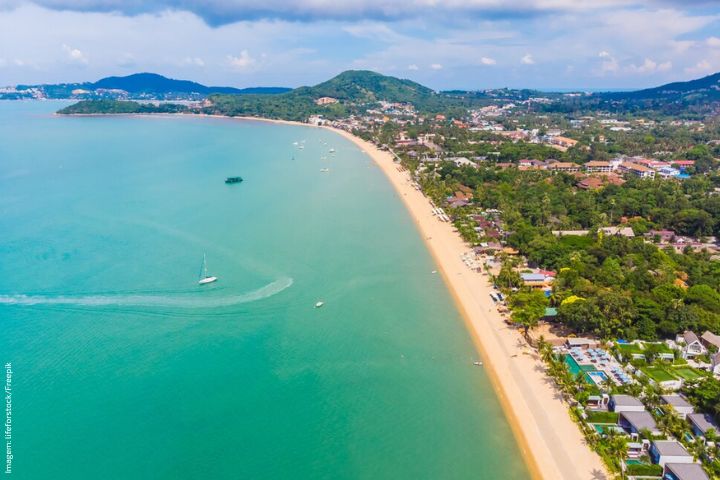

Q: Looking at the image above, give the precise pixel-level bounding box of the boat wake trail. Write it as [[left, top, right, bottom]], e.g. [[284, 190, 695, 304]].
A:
[[0, 277, 293, 309]]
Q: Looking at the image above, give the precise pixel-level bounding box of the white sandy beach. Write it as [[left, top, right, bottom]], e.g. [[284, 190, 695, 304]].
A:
[[328, 127, 609, 480]]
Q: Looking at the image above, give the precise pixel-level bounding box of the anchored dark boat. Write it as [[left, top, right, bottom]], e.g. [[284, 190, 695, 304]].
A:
[[225, 176, 243, 184]]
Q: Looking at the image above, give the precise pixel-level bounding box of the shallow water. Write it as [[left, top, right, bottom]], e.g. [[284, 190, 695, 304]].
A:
[[0, 102, 529, 479]]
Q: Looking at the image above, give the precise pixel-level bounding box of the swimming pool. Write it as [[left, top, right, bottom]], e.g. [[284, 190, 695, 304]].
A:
[[587, 370, 608, 385], [565, 355, 606, 385]]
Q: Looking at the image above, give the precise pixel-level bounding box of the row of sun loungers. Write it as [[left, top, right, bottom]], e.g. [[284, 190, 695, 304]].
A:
[[432, 207, 450, 222]]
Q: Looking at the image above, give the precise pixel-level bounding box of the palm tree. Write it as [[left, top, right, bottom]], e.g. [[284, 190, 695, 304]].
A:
[[605, 428, 629, 475]]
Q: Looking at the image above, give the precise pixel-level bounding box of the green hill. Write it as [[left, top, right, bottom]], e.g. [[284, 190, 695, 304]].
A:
[[607, 72, 720, 101], [295, 70, 435, 103]]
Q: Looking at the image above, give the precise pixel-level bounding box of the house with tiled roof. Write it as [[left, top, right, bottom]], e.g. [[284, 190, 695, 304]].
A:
[[619, 162, 656, 179]]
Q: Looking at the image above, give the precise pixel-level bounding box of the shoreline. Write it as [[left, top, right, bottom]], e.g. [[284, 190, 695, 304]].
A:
[[326, 127, 609, 480], [58, 110, 608, 479]]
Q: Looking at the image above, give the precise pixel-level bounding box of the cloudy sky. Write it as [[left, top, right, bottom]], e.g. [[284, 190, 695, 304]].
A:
[[1, 1, 720, 90]]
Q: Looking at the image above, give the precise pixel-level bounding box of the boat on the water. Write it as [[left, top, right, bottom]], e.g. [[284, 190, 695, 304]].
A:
[[320, 168, 329, 173], [225, 176, 243, 184], [198, 254, 218, 285], [329, 148, 335, 153], [315, 301, 324, 308]]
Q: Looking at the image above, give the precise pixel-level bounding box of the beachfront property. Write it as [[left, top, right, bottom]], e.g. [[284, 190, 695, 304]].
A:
[[618, 411, 661, 438], [610, 395, 646, 413], [687, 413, 719, 440], [663, 462, 711, 480], [520, 272, 554, 289], [650, 440, 695, 467], [661, 395, 695, 419]]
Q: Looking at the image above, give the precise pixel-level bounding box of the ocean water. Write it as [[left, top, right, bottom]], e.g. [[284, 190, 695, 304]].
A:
[[0, 102, 529, 479]]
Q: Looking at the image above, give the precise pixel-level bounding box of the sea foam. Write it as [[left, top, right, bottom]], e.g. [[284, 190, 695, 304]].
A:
[[0, 277, 293, 308]]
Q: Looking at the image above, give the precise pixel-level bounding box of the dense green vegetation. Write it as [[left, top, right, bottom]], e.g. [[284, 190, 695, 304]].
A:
[[418, 163, 720, 340], [58, 100, 188, 115]]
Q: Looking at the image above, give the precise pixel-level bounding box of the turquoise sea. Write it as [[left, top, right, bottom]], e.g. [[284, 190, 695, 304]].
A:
[[0, 102, 528, 479]]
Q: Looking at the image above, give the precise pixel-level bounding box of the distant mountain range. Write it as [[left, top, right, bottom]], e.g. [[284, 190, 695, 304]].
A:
[[56, 69, 720, 119], [89, 73, 289, 95], [601, 72, 720, 102], [2, 73, 290, 100]]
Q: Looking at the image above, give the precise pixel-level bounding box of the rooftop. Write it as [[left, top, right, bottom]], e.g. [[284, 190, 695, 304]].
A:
[[612, 395, 644, 407], [688, 413, 719, 435], [620, 411, 658, 432], [664, 463, 710, 480], [701, 331, 720, 348], [683, 330, 700, 345], [652, 440, 691, 457], [661, 395, 694, 410]]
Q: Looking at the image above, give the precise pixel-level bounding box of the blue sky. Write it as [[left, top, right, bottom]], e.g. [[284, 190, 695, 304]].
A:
[[1, 1, 720, 90]]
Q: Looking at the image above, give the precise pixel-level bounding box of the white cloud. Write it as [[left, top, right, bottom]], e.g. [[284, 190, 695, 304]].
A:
[[480, 56, 496, 65], [626, 58, 671, 74], [597, 50, 618, 74], [407, 64, 418, 70], [181, 56, 205, 67], [62, 43, 88, 64], [685, 59, 713, 74], [226, 50, 255, 70], [430, 63, 443, 70], [521, 53, 535, 65], [707, 36, 720, 48]]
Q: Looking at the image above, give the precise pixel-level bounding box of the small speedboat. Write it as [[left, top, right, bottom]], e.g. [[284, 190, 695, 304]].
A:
[[320, 168, 330, 173], [315, 301, 324, 308], [473, 361, 483, 366]]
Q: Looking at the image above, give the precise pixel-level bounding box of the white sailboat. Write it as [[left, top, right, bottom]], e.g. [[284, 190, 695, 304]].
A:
[[198, 253, 218, 285]]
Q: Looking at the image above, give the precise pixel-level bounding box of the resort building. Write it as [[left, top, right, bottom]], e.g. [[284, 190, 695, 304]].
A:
[[677, 331, 708, 359], [663, 462, 710, 480], [650, 440, 694, 467], [687, 413, 719, 439], [610, 395, 645, 413], [618, 411, 661, 437], [565, 338, 598, 349], [700, 331, 720, 351], [520, 272, 553, 289], [599, 226, 635, 238], [660, 395, 695, 419], [619, 162, 656, 178], [547, 162, 581, 173], [584, 160, 614, 173], [549, 136, 579, 149]]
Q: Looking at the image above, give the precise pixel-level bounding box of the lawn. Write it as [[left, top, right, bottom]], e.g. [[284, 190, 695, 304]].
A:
[[642, 366, 678, 382], [617, 344, 644, 356], [672, 367, 703, 380], [586, 411, 619, 423]]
